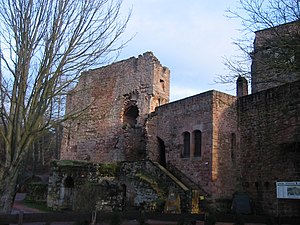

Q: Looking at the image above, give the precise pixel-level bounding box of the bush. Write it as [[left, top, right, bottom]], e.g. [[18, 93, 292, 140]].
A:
[[73, 182, 103, 212], [109, 212, 122, 225]]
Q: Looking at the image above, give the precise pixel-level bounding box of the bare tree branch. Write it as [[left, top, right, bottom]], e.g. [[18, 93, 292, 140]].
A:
[[0, 0, 131, 213], [220, 0, 300, 86]]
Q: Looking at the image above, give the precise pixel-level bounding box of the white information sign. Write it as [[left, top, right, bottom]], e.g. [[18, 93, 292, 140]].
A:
[[276, 181, 300, 199]]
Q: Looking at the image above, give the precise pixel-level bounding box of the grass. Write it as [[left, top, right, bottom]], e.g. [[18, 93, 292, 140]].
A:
[[23, 200, 54, 212]]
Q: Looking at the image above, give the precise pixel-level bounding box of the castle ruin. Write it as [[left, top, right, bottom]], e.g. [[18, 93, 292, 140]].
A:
[[48, 23, 300, 216]]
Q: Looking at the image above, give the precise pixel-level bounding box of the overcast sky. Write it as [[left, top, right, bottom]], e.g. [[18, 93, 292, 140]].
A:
[[118, 0, 244, 101]]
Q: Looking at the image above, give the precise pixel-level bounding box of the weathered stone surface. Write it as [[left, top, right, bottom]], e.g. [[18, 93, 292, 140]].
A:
[[251, 22, 300, 93], [60, 52, 170, 162], [53, 49, 300, 216], [47, 160, 193, 212], [237, 80, 300, 216], [146, 90, 237, 211], [47, 160, 120, 210]]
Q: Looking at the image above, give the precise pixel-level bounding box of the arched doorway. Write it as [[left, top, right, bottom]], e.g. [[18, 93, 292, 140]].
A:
[[123, 104, 139, 127], [158, 137, 166, 167], [61, 176, 74, 209]]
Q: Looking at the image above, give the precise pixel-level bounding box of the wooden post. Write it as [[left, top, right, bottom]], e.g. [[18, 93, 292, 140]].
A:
[[18, 211, 23, 225]]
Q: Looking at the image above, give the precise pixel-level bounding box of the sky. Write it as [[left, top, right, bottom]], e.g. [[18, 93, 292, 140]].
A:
[[117, 0, 244, 101]]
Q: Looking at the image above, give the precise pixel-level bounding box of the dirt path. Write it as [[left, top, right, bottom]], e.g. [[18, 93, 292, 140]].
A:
[[12, 193, 44, 214]]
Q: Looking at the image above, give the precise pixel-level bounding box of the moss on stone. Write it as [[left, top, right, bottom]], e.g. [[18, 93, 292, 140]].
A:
[[136, 173, 168, 198], [96, 163, 119, 176], [51, 160, 119, 177], [52, 159, 91, 167]]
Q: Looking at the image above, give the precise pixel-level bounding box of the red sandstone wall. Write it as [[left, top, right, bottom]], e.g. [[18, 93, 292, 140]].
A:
[[238, 80, 300, 216], [146, 91, 237, 201], [146, 91, 215, 194], [251, 22, 300, 93], [60, 52, 170, 162], [211, 92, 237, 200]]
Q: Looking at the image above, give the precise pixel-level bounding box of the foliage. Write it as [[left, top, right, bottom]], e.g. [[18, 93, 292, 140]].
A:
[[73, 182, 103, 212], [25, 182, 48, 202], [52, 160, 118, 174], [23, 200, 53, 212], [109, 212, 122, 225], [23, 127, 61, 177], [96, 163, 119, 177]]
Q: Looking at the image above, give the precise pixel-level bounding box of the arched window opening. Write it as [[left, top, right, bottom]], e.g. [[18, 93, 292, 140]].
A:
[[194, 130, 202, 157], [123, 104, 139, 127], [64, 176, 74, 188], [160, 79, 165, 91], [183, 132, 190, 158]]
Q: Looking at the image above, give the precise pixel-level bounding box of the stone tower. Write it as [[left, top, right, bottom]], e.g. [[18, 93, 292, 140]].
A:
[[60, 52, 170, 162], [251, 21, 300, 93]]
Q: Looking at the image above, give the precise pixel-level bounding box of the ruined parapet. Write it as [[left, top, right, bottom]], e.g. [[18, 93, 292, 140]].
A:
[[251, 21, 300, 93], [60, 52, 170, 163], [236, 76, 248, 97]]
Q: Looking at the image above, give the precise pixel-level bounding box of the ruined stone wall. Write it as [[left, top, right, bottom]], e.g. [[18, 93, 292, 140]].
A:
[[47, 160, 120, 210], [251, 22, 300, 93], [238, 80, 300, 216], [146, 91, 214, 195], [146, 91, 237, 203], [47, 160, 191, 212], [211, 92, 237, 203], [119, 160, 190, 212], [60, 52, 170, 163]]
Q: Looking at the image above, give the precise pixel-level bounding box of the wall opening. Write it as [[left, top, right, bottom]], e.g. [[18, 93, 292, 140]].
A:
[[61, 176, 74, 209], [182, 132, 190, 158], [193, 130, 202, 157], [64, 176, 74, 188], [123, 104, 139, 127], [160, 79, 165, 91], [158, 137, 166, 167]]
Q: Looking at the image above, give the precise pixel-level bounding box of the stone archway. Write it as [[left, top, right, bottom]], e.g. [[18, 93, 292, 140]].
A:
[[60, 176, 74, 209], [123, 104, 139, 128]]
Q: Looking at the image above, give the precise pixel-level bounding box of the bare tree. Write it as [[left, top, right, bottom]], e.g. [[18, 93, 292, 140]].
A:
[[0, 0, 130, 213], [219, 0, 300, 91]]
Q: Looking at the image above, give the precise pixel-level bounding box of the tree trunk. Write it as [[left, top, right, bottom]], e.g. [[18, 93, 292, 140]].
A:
[[0, 166, 19, 213]]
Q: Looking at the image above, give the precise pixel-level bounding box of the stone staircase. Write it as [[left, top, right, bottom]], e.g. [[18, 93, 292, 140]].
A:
[[166, 162, 209, 197], [151, 161, 189, 192], [149, 160, 209, 213], [119, 160, 209, 213]]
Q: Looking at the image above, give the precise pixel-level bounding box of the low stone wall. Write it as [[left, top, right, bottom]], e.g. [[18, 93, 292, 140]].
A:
[[119, 160, 191, 212], [47, 160, 120, 211]]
